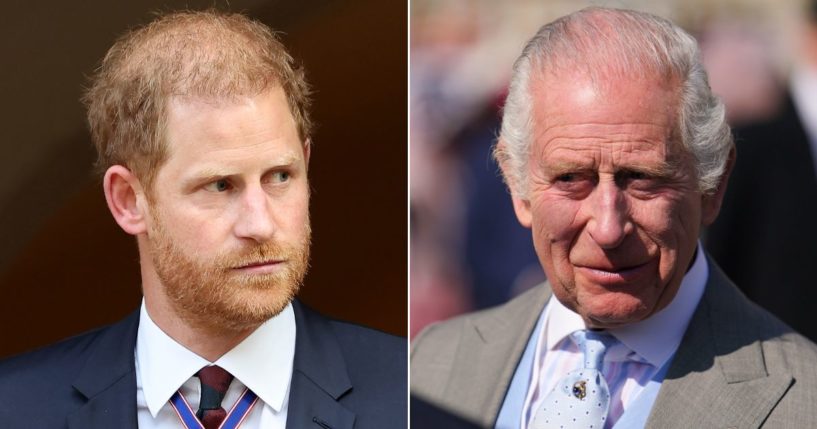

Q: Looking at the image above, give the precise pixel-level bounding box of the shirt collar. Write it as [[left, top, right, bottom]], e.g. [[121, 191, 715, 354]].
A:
[[546, 243, 708, 368], [135, 300, 296, 417], [214, 304, 295, 414]]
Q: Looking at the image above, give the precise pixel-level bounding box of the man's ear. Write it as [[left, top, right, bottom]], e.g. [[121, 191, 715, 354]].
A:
[[702, 146, 737, 226], [495, 138, 533, 228], [103, 165, 148, 235], [512, 195, 533, 228]]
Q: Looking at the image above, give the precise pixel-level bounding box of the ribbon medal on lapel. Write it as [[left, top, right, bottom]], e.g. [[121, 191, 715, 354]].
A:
[[572, 380, 587, 400]]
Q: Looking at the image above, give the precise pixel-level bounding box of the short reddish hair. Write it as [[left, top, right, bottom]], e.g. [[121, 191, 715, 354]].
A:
[[83, 10, 312, 190]]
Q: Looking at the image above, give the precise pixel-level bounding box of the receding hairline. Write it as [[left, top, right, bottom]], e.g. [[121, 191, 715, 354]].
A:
[[527, 67, 686, 144], [527, 8, 685, 87], [83, 9, 313, 192], [109, 11, 285, 98], [496, 6, 728, 197]]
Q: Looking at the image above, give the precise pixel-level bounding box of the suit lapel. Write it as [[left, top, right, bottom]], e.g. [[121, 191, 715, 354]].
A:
[[287, 301, 355, 429], [646, 260, 793, 428], [446, 286, 551, 427], [67, 310, 140, 429], [65, 301, 358, 429]]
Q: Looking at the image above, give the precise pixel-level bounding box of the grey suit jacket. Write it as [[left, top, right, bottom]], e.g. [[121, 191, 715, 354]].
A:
[[411, 258, 817, 428]]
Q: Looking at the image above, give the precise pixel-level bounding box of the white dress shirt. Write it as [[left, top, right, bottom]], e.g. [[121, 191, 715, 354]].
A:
[[135, 300, 296, 428], [521, 245, 709, 428]]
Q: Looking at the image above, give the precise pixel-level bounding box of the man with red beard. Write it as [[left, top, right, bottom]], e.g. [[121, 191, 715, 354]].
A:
[[0, 10, 405, 429]]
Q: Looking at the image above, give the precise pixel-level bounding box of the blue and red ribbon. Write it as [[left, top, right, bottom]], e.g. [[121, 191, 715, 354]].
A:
[[169, 387, 259, 429]]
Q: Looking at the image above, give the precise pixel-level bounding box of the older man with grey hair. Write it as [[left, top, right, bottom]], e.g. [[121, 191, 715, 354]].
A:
[[411, 7, 817, 428]]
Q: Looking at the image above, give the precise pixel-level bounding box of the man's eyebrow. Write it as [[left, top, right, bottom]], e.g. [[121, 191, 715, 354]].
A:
[[542, 160, 679, 177], [617, 162, 678, 178], [543, 160, 593, 173], [182, 154, 302, 185], [185, 168, 232, 183]]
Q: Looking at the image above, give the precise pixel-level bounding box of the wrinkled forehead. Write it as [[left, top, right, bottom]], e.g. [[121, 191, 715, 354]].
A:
[[525, 71, 693, 175], [530, 71, 683, 144], [539, 71, 678, 115]]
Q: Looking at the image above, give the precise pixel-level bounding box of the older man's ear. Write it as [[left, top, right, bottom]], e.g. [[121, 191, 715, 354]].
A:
[[511, 192, 533, 228], [702, 146, 737, 226], [495, 138, 533, 228]]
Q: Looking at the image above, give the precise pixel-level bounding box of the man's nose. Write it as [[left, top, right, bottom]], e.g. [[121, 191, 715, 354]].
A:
[[585, 181, 631, 249], [233, 184, 275, 242]]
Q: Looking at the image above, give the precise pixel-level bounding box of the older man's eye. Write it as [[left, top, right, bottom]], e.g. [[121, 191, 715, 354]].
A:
[[204, 179, 231, 192], [618, 170, 650, 184], [616, 170, 661, 191], [551, 172, 594, 197]]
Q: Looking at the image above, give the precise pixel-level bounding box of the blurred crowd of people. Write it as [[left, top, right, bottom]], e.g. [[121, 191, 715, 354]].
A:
[[410, 0, 817, 340]]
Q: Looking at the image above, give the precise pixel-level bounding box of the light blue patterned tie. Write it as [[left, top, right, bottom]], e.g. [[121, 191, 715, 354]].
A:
[[531, 330, 615, 429]]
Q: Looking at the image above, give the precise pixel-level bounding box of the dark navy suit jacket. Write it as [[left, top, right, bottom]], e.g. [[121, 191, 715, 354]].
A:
[[0, 300, 406, 428]]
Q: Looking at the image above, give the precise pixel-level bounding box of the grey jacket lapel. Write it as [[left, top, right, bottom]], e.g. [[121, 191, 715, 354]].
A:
[[646, 259, 793, 428], [286, 301, 355, 429], [67, 310, 140, 429], [446, 286, 551, 427]]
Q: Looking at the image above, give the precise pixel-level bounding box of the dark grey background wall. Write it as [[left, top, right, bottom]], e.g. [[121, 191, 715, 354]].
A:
[[0, 0, 406, 357]]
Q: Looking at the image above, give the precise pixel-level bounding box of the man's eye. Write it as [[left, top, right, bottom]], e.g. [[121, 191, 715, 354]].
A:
[[551, 172, 594, 196], [204, 179, 231, 192], [271, 171, 290, 183], [627, 171, 648, 180], [617, 170, 651, 185]]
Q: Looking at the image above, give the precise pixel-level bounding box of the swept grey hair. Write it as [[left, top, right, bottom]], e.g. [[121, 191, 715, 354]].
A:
[[495, 7, 733, 198]]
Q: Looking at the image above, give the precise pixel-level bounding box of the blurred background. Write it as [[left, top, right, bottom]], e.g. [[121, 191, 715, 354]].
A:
[[0, 0, 406, 358], [411, 0, 817, 340]]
